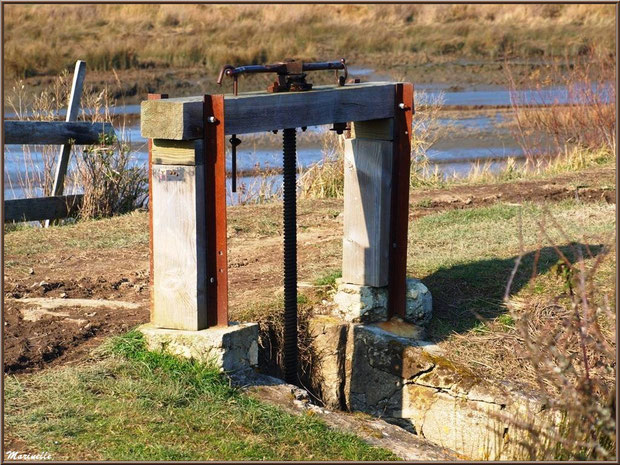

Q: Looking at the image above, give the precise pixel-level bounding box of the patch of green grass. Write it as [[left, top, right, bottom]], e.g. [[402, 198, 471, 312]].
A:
[[5, 331, 397, 461], [496, 313, 515, 328], [415, 198, 433, 208], [411, 200, 615, 341], [313, 270, 342, 287]]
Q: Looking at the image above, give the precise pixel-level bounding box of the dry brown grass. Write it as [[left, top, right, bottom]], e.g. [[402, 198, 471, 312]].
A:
[[508, 49, 616, 160], [298, 132, 345, 200], [434, 204, 615, 459], [4, 4, 615, 79]]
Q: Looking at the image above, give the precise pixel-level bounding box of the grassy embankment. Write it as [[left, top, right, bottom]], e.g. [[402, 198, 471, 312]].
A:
[[4, 331, 396, 461], [4, 168, 615, 458], [3, 4, 615, 100]]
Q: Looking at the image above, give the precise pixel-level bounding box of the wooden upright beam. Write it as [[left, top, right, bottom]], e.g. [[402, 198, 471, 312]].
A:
[[151, 141, 208, 330], [141, 82, 396, 140], [148, 93, 168, 325], [342, 120, 394, 287], [387, 83, 414, 319], [203, 95, 229, 327]]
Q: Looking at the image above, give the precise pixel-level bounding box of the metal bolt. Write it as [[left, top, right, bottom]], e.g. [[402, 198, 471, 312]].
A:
[[207, 116, 218, 124], [210, 277, 215, 283], [398, 103, 406, 110]]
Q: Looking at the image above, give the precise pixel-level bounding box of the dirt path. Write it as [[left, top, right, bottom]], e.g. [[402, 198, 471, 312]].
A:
[[411, 167, 615, 216], [3, 169, 614, 374]]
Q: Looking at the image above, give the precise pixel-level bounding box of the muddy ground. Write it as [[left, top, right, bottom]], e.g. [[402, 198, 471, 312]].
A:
[[3, 167, 615, 375]]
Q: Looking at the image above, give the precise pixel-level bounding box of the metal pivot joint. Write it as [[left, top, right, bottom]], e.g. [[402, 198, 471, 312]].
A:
[[282, 127, 298, 385], [217, 58, 348, 95]]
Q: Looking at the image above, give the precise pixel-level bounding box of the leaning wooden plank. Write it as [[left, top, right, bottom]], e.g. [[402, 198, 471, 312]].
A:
[[5, 195, 83, 222], [4, 121, 114, 145], [141, 82, 396, 140], [50, 60, 87, 198]]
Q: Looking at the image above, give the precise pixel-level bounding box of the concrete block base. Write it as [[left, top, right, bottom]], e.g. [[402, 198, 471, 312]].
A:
[[138, 322, 259, 372], [308, 316, 559, 460], [332, 278, 432, 325]]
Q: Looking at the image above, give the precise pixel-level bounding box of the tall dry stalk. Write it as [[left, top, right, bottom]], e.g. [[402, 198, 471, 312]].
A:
[[5, 73, 73, 199], [409, 90, 444, 188], [298, 131, 345, 200], [227, 161, 281, 206]]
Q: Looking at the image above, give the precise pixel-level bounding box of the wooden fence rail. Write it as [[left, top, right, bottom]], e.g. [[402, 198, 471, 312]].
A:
[[5, 195, 83, 222], [4, 120, 115, 223], [4, 121, 114, 145], [4, 118, 114, 223]]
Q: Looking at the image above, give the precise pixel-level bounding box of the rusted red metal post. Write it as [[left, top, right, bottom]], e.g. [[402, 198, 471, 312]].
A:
[[203, 94, 229, 327], [147, 93, 167, 322], [387, 83, 414, 319]]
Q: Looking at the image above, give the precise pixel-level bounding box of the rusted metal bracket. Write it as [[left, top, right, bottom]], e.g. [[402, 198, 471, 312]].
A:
[[203, 95, 229, 327], [387, 83, 414, 319], [217, 58, 348, 96]]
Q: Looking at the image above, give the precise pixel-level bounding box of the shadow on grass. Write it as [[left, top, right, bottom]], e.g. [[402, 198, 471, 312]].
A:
[[424, 242, 605, 341]]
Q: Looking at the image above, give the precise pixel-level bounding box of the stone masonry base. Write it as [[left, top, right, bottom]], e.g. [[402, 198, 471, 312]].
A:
[[138, 322, 259, 372], [331, 278, 432, 324], [308, 316, 560, 460]]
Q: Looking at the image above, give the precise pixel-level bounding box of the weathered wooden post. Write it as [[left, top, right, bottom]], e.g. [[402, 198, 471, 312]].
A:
[[335, 82, 432, 326], [140, 94, 257, 372]]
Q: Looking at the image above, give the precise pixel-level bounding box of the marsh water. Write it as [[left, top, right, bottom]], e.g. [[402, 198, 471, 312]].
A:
[[4, 73, 611, 203]]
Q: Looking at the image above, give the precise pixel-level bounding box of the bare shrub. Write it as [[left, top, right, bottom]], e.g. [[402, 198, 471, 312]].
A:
[[73, 133, 147, 219], [503, 209, 616, 460], [507, 49, 615, 163]]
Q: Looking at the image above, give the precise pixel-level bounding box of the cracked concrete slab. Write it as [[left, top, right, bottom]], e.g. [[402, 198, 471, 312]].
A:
[[237, 371, 461, 461], [308, 315, 561, 460]]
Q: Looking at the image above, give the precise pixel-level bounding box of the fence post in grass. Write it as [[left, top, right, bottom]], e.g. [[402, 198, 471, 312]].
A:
[[46, 59, 87, 227]]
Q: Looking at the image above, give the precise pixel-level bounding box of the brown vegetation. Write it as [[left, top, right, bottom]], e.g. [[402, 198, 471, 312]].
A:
[[4, 4, 615, 80]]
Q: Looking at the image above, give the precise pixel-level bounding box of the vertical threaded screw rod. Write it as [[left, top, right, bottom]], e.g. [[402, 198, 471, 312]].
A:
[[282, 127, 298, 385]]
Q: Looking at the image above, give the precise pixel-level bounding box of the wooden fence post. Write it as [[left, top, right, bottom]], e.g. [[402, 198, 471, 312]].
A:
[[46, 59, 87, 227]]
